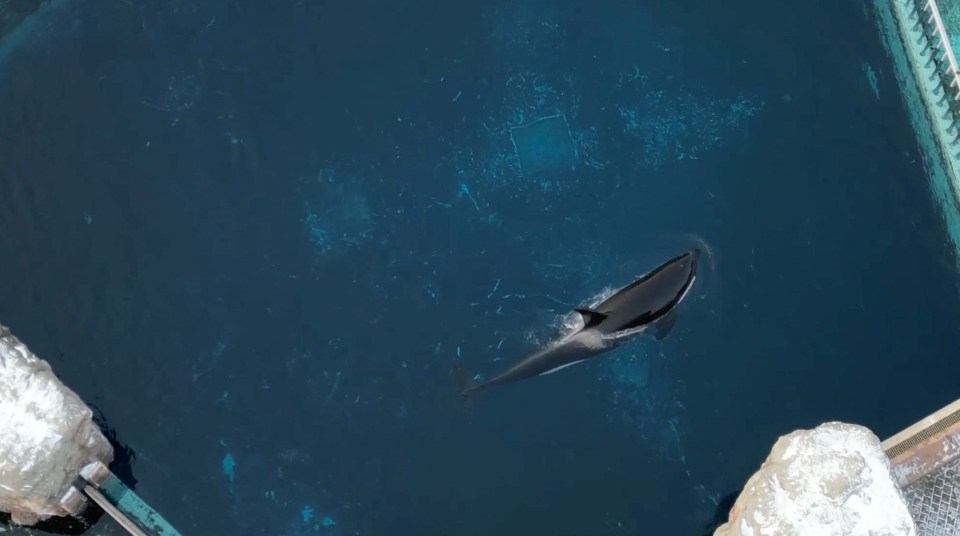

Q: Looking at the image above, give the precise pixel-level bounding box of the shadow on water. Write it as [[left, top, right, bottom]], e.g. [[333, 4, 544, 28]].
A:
[[0, 407, 137, 535], [702, 489, 741, 535]]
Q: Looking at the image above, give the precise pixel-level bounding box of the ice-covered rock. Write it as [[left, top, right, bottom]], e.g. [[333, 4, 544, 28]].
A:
[[714, 421, 916, 536], [0, 324, 113, 525]]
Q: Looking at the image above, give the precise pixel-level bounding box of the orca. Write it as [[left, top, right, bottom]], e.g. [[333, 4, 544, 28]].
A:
[[455, 248, 699, 396]]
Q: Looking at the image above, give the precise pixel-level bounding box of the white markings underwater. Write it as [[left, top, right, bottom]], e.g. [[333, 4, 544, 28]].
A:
[[862, 62, 880, 100]]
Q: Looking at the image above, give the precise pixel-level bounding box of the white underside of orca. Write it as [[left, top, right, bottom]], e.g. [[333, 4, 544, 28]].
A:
[[538, 359, 588, 376], [677, 274, 696, 304]]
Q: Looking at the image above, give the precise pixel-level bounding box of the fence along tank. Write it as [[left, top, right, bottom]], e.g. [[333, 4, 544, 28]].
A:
[[869, 1, 960, 532]]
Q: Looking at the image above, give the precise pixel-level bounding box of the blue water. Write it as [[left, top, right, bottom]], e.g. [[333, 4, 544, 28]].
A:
[[1, 0, 959, 534]]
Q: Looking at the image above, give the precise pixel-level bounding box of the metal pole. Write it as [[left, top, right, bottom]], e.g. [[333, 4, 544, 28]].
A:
[[83, 485, 150, 536]]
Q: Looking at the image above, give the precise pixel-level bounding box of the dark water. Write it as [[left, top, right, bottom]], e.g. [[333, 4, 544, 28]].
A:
[[1, 0, 959, 534]]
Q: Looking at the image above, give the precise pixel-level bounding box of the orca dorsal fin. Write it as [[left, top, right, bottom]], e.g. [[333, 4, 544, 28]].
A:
[[574, 307, 608, 329]]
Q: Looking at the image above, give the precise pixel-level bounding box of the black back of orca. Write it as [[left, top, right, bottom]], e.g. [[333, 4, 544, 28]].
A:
[[454, 248, 699, 397], [591, 248, 698, 335]]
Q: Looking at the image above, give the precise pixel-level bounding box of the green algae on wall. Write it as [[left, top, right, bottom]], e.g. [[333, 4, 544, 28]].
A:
[[873, 0, 960, 281]]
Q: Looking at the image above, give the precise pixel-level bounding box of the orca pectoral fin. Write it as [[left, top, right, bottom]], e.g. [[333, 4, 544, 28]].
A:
[[574, 307, 608, 329], [655, 312, 678, 341]]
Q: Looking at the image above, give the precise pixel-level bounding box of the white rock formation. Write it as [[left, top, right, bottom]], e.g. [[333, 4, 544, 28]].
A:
[[0, 324, 113, 525], [714, 421, 916, 536]]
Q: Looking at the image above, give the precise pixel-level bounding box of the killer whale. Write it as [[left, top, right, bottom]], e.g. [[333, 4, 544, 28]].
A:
[[455, 248, 699, 396]]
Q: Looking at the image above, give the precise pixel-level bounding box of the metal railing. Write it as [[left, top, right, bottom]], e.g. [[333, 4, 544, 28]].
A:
[[908, 0, 960, 143]]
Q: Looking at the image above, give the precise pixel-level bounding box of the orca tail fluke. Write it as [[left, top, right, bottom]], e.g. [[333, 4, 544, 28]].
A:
[[452, 361, 477, 418], [452, 361, 469, 394]]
